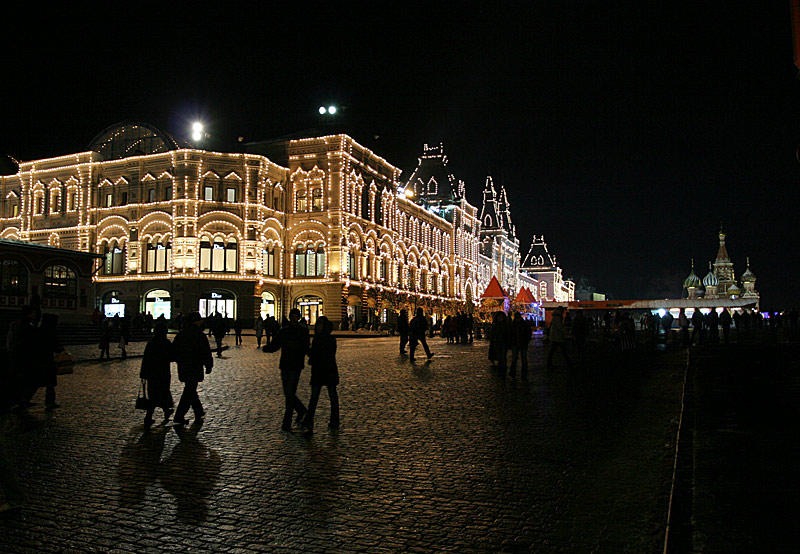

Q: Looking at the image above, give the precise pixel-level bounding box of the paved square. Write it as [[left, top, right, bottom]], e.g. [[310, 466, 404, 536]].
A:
[[1, 335, 685, 553]]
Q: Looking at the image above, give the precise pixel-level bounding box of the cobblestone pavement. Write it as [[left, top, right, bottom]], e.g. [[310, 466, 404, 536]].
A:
[[1, 335, 686, 553]]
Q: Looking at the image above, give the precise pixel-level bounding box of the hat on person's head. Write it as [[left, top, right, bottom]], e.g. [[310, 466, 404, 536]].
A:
[[184, 312, 202, 324]]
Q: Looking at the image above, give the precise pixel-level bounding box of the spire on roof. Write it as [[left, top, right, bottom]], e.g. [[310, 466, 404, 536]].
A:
[[479, 176, 502, 229]]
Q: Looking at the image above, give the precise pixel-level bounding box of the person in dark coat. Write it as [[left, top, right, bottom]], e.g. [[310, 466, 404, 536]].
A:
[[37, 313, 64, 409], [139, 322, 175, 426], [720, 308, 732, 344], [5, 305, 38, 411], [171, 312, 213, 425], [301, 316, 340, 433], [98, 319, 111, 360], [397, 309, 410, 354], [233, 317, 243, 346], [209, 313, 229, 357], [690, 308, 704, 346], [509, 312, 532, 379], [254, 315, 264, 348], [409, 308, 434, 362], [264, 308, 309, 432], [489, 311, 512, 374]]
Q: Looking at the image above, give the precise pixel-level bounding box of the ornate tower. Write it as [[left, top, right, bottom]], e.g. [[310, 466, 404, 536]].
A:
[[712, 227, 736, 294], [479, 176, 502, 230]]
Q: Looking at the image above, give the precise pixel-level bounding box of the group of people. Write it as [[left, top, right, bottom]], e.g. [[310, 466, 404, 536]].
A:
[[396, 308, 435, 363], [4, 306, 65, 413]]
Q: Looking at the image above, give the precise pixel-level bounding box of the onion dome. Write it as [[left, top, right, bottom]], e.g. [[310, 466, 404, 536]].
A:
[[702, 261, 719, 287], [741, 257, 756, 283], [683, 259, 701, 289], [727, 282, 741, 296]]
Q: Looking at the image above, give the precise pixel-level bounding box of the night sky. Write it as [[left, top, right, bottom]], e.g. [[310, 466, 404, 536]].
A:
[[2, 4, 798, 310]]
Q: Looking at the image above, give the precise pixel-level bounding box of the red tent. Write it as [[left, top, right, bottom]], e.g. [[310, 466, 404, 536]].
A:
[[514, 287, 536, 304], [480, 276, 507, 299]]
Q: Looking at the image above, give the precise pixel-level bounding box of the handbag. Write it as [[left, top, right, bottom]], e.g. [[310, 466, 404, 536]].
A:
[[55, 349, 74, 375], [135, 379, 151, 410]]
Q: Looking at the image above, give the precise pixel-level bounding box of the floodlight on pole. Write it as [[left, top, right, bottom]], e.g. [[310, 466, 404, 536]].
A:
[[191, 122, 204, 142], [319, 106, 327, 115], [328, 106, 337, 114]]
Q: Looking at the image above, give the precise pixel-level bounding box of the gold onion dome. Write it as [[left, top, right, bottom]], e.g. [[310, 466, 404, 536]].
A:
[[727, 282, 741, 296], [683, 260, 701, 288]]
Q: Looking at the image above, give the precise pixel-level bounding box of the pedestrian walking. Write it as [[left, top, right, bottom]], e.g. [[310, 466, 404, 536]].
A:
[[661, 311, 674, 343], [254, 315, 264, 348], [397, 309, 410, 354], [98, 319, 112, 360], [706, 308, 719, 344], [119, 317, 130, 359], [409, 308, 434, 362], [546, 307, 571, 370], [691, 308, 704, 345], [139, 322, 175, 427], [210, 313, 229, 357], [301, 316, 340, 433], [37, 313, 64, 410], [263, 308, 309, 432], [509, 312, 532, 379], [171, 312, 213, 426], [233, 317, 243, 346], [489, 311, 512, 374]]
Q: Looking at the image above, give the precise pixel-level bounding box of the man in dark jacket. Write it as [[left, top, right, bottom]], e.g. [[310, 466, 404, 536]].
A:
[[172, 312, 213, 425], [264, 308, 309, 432], [397, 309, 410, 354], [509, 312, 532, 379], [409, 308, 434, 363]]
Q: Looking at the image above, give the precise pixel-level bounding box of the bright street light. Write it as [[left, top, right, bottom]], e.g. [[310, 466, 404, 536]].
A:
[[191, 122, 204, 142], [327, 105, 337, 114], [319, 106, 327, 115]]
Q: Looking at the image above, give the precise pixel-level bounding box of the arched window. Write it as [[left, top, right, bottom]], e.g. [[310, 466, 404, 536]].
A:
[[103, 241, 126, 275], [200, 236, 238, 273], [361, 187, 370, 220], [348, 251, 357, 280], [0, 259, 28, 296], [539, 281, 547, 299], [145, 239, 171, 273], [296, 189, 307, 211], [49, 188, 61, 214], [293, 244, 324, 277], [375, 192, 383, 225], [262, 245, 276, 276], [311, 188, 323, 211], [43, 265, 77, 298], [315, 245, 325, 276]]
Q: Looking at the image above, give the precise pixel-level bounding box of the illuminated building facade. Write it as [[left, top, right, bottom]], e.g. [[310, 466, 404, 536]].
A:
[[521, 235, 575, 302], [0, 123, 575, 325]]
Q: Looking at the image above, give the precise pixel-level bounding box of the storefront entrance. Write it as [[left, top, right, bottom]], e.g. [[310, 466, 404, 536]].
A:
[[260, 291, 276, 320], [144, 289, 172, 320], [295, 295, 323, 326], [199, 290, 236, 319], [102, 290, 125, 318]]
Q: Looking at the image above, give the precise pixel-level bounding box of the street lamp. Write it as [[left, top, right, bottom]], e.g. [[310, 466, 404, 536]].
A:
[[191, 122, 204, 142]]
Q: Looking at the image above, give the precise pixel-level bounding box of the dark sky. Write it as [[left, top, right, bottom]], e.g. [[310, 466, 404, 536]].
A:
[[2, 4, 798, 310]]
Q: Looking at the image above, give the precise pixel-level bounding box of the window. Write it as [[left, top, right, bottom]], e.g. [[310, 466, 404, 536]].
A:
[[106, 193, 113, 207], [295, 245, 324, 277], [50, 190, 60, 213], [164, 186, 172, 200], [226, 188, 236, 202], [408, 269, 415, 290], [348, 252, 357, 280], [297, 190, 307, 211], [145, 241, 171, 273], [148, 189, 155, 202], [200, 236, 238, 273], [262, 246, 275, 276], [0, 259, 28, 295], [11, 203, 19, 217], [312, 188, 323, 210], [43, 265, 77, 298], [68, 191, 77, 211], [103, 242, 126, 275], [37, 196, 45, 214], [380, 259, 388, 281], [204, 186, 214, 201], [375, 193, 383, 225], [361, 187, 370, 220], [121, 192, 128, 205]]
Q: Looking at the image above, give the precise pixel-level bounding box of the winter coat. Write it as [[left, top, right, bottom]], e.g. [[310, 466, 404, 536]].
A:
[[308, 334, 339, 387], [172, 324, 213, 382], [140, 336, 175, 409], [397, 313, 410, 334], [409, 315, 427, 339], [512, 318, 532, 347], [549, 312, 567, 342], [264, 323, 309, 371]]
